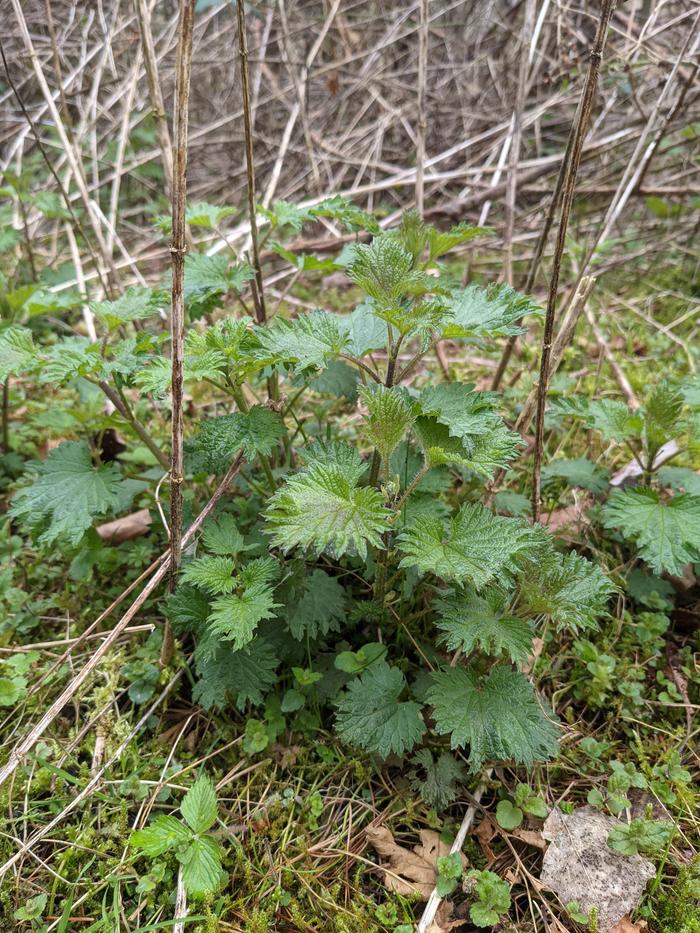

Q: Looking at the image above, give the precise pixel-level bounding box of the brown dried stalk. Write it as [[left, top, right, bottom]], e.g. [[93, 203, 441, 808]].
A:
[[170, 0, 196, 587], [531, 0, 617, 523]]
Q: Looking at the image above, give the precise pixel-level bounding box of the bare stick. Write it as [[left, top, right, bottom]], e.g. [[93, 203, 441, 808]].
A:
[[415, 0, 428, 215], [170, 0, 195, 589], [0, 453, 245, 789], [417, 770, 493, 932], [134, 0, 175, 199], [237, 0, 267, 324], [531, 0, 617, 523]]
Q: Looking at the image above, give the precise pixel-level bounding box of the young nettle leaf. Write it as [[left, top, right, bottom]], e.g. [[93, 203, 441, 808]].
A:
[[408, 748, 467, 809], [359, 384, 415, 464], [0, 325, 37, 380], [23, 288, 82, 317], [338, 300, 388, 357], [193, 637, 279, 710], [657, 465, 700, 496], [258, 199, 315, 232], [258, 310, 349, 372], [181, 556, 237, 595], [134, 347, 227, 398], [270, 242, 343, 274], [517, 549, 616, 633], [586, 399, 644, 441], [201, 514, 248, 556], [602, 487, 700, 575], [435, 589, 534, 664], [436, 852, 463, 897], [205, 558, 280, 651], [414, 416, 521, 478], [265, 442, 390, 559], [335, 660, 425, 758], [170, 253, 254, 316], [185, 201, 236, 228], [187, 406, 285, 470], [442, 282, 541, 339], [347, 235, 429, 311], [91, 287, 161, 330], [38, 336, 102, 385], [541, 456, 610, 493], [644, 381, 685, 455], [428, 665, 559, 770], [398, 502, 536, 588], [426, 222, 492, 261], [418, 383, 500, 443], [311, 194, 380, 233], [10, 441, 124, 546], [286, 568, 346, 640]]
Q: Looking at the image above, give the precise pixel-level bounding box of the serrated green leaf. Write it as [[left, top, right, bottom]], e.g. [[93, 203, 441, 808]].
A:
[[207, 581, 279, 651], [258, 310, 349, 372], [338, 300, 388, 357], [0, 326, 37, 381], [602, 488, 700, 575], [541, 457, 610, 492], [426, 222, 492, 260], [335, 660, 425, 758], [607, 818, 675, 856], [131, 815, 191, 857], [181, 776, 218, 833], [310, 194, 380, 233], [265, 442, 390, 559], [517, 549, 615, 633], [398, 502, 536, 588], [287, 569, 346, 640], [418, 383, 499, 442], [588, 399, 644, 441], [657, 465, 700, 496], [91, 287, 161, 330], [359, 384, 415, 463], [347, 235, 430, 311], [39, 337, 101, 385], [187, 406, 284, 470], [428, 665, 559, 770], [178, 835, 224, 897], [186, 201, 236, 228], [201, 514, 247, 556], [442, 283, 541, 338], [408, 748, 467, 809], [181, 556, 236, 595], [10, 441, 123, 545], [435, 590, 534, 663], [645, 381, 684, 452], [193, 637, 279, 710]]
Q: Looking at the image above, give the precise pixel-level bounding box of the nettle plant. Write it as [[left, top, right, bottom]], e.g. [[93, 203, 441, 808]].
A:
[[551, 381, 700, 576], [4, 201, 615, 791]]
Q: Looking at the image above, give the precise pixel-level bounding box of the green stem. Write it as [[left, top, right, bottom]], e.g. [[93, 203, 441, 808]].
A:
[[230, 382, 277, 494], [388, 463, 430, 524], [340, 354, 382, 383]]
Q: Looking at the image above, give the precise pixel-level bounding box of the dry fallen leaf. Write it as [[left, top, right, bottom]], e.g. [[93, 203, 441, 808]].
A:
[[610, 915, 647, 933], [540, 807, 655, 933], [366, 826, 467, 899], [96, 508, 152, 543], [425, 900, 462, 933], [511, 826, 546, 849], [474, 816, 497, 863]]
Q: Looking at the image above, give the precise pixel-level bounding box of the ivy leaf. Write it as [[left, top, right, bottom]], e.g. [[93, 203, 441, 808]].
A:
[[187, 406, 284, 470], [193, 637, 279, 710], [131, 815, 191, 857], [258, 310, 349, 372], [0, 326, 37, 380], [178, 835, 224, 897], [10, 441, 123, 545], [442, 283, 541, 338], [265, 442, 390, 559], [435, 590, 534, 663], [287, 569, 346, 640], [428, 665, 559, 770], [602, 488, 700, 575], [181, 776, 218, 834], [517, 549, 616, 633], [398, 503, 536, 588], [359, 384, 415, 464], [408, 749, 467, 809], [335, 661, 425, 758], [541, 457, 610, 493]]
